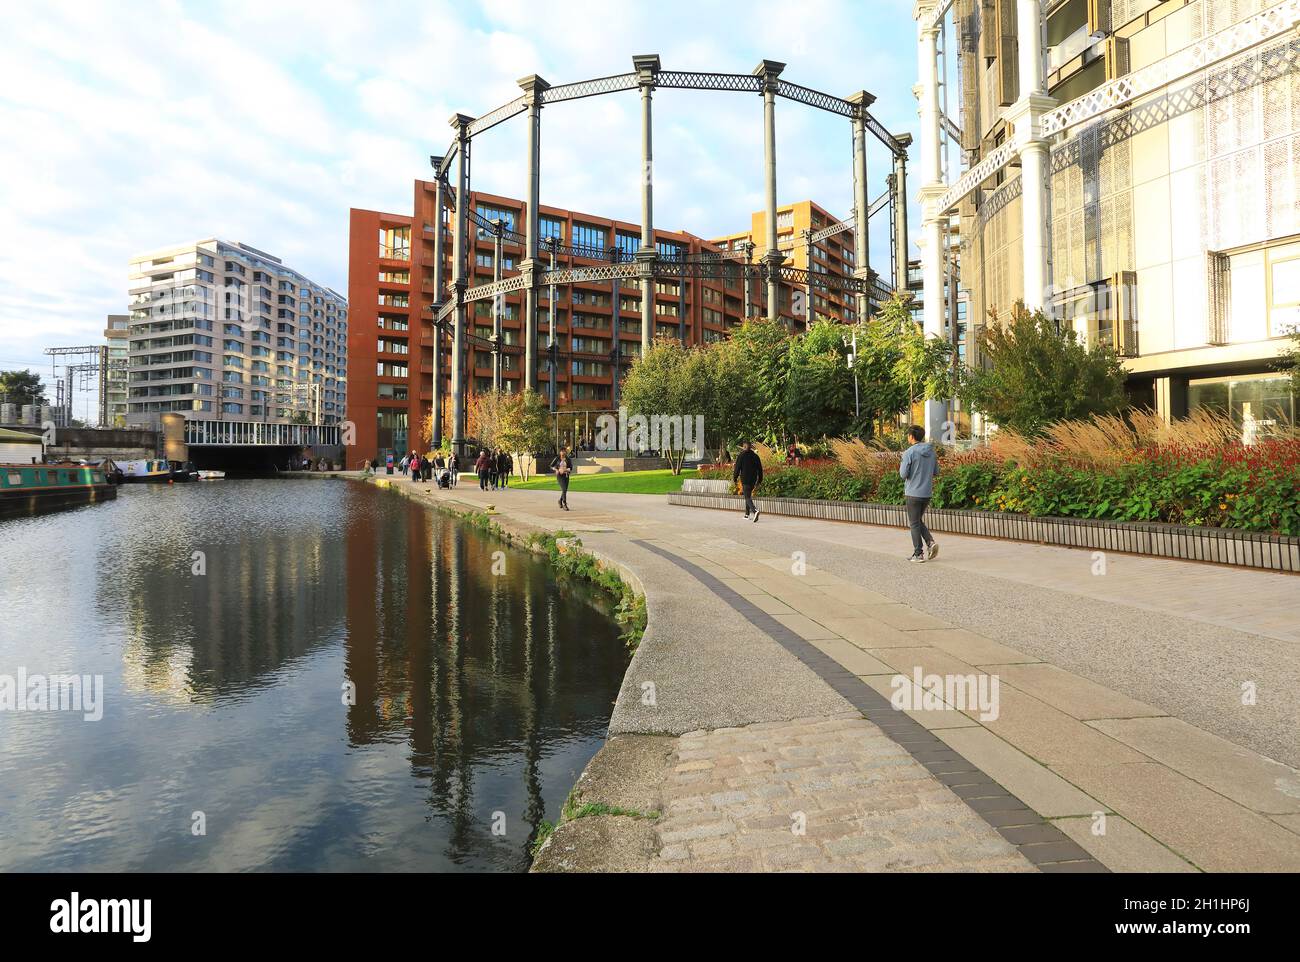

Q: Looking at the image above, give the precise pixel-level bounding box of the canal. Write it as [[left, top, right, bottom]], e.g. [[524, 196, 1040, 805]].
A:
[[0, 480, 629, 871]]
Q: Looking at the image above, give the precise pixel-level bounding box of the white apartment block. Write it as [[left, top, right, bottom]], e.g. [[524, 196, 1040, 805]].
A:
[[916, 0, 1300, 431], [127, 240, 348, 425]]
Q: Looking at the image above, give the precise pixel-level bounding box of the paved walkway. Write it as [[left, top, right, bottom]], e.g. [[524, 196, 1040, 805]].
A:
[[377, 478, 1300, 872]]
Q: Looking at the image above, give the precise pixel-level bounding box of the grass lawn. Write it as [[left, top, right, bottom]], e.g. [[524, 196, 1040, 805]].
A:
[[498, 468, 698, 495]]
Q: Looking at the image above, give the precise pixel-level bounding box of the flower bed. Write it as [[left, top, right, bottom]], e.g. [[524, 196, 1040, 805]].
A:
[[700, 438, 1300, 536]]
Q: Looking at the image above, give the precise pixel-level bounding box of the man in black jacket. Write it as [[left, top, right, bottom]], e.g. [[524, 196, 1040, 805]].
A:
[[733, 441, 763, 522]]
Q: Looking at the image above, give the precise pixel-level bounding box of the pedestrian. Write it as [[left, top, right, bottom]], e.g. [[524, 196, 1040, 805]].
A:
[[422, 452, 433, 483], [551, 446, 573, 511], [409, 451, 421, 482], [900, 425, 940, 563], [448, 451, 459, 486], [504, 450, 514, 488], [476, 450, 491, 490], [399, 452, 409, 477], [496, 449, 510, 490], [732, 440, 763, 522], [488, 448, 499, 490]]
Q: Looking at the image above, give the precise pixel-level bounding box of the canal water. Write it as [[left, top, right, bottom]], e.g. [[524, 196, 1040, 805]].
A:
[[0, 480, 629, 871]]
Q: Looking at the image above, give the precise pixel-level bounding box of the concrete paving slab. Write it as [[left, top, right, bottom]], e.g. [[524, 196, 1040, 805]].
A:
[[903, 628, 1042, 667], [934, 727, 1106, 818], [1051, 815, 1199, 873], [772, 613, 843, 641], [1088, 716, 1300, 814], [1056, 761, 1300, 871], [992, 663, 1166, 721], [858, 674, 981, 730]]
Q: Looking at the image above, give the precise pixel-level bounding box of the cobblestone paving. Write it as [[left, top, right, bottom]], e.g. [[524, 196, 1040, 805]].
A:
[[651, 712, 1035, 872]]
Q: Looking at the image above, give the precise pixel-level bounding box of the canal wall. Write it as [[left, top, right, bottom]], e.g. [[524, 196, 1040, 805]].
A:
[[45, 427, 158, 461]]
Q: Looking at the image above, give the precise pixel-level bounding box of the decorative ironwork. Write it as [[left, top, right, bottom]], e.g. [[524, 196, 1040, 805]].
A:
[[541, 72, 639, 103], [1041, 0, 1300, 136], [657, 70, 762, 93], [468, 97, 526, 137], [775, 80, 856, 119], [935, 141, 1016, 214], [436, 299, 456, 323], [464, 275, 529, 303]]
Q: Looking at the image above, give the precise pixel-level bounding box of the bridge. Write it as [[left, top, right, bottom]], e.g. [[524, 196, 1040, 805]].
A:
[[183, 419, 340, 447]]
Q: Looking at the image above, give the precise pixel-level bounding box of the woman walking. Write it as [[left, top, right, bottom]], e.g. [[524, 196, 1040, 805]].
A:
[[551, 446, 574, 511], [476, 450, 491, 490]]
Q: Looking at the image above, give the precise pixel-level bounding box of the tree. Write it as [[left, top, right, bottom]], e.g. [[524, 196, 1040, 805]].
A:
[[726, 318, 790, 444], [465, 389, 508, 451], [621, 338, 710, 474], [960, 302, 1129, 436], [498, 389, 551, 480], [0, 369, 46, 406], [784, 320, 855, 442]]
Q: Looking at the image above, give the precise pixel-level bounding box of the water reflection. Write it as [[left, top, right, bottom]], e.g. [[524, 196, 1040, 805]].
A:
[[0, 480, 627, 871]]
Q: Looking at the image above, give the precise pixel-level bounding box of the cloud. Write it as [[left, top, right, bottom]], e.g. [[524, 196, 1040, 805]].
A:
[[0, 0, 925, 407]]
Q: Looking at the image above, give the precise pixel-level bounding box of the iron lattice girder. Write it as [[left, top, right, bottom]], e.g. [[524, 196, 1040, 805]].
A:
[[468, 98, 527, 138], [541, 73, 639, 103], [436, 299, 456, 323], [657, 70, 763, 93], [463, 274, 530, 303]]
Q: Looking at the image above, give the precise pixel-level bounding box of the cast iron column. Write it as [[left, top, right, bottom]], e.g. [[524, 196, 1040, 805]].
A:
[[754, 60, 786, 325], [634, 55, 660, 359], [449, 114, 473, 455], [892, 132, 913, 294], [491, 218, 503, 393], [430, 156, 445, 448], [847, 91, 875, 322], [519, 74, 550, 393]]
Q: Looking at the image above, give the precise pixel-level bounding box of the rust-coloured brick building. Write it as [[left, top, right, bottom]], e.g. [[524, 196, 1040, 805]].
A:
[[347, 180, 857, 462]]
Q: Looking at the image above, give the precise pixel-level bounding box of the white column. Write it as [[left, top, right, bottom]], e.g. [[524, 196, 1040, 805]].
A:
[[917, 16, 944, 341], [916, 3, 948, 439], [1012, 0, 1053, 311]]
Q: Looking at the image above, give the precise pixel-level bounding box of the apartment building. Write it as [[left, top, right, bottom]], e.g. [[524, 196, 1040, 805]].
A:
[[348, 182, 860, 458], [99, 314, 129, 427], [918, 0, 1300, 428], [126, 240, 348, 426], [710, 199, 863, 324]]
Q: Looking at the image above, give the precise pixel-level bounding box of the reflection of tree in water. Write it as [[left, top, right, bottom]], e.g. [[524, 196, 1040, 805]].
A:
[[344, 490, 628, 869]]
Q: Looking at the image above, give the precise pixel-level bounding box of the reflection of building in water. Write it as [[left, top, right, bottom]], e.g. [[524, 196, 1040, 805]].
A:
[[116, 518, 346, 702], [344, 490, 626, 865]]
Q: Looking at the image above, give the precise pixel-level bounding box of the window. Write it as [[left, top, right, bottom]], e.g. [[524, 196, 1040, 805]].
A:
[[615, 231, 640, 257], [572, 223, 606, 253], [476, 205, 516, 236], [378, 270, 410, 284], [540, 216, 564, 243], [657, 240, 684, 261], [379, 226, 410, 260], [776, 211, 794, 230]]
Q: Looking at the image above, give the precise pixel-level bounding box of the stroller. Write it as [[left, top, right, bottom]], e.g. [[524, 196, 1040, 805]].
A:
[[436, 468, 452, 489]]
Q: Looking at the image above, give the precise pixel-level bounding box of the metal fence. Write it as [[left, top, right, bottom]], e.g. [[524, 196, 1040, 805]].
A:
[[667, 492, 1300, 573]]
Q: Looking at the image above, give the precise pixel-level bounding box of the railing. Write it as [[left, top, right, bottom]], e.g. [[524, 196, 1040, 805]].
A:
[[184, 419, 340, 447], [668, 493, 1300, 573]]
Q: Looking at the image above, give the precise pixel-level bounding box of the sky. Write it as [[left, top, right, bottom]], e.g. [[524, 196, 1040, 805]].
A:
[[0, 0, 924, 415]]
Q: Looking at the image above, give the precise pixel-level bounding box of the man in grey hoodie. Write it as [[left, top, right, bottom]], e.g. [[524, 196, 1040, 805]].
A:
[[899, 425, 940, 563]]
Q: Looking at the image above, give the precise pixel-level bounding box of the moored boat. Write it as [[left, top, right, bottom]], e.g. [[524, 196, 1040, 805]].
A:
[[118, 459, 172, 483], [0, 463, 118, 518], [196, 470, 225, 480]]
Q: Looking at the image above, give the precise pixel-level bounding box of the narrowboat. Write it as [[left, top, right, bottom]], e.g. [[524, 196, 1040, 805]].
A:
[[118, 459, 173, 483], [0, 463, 118, 518]]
